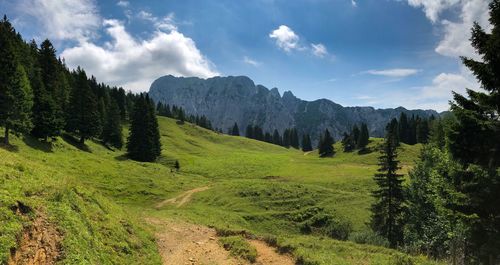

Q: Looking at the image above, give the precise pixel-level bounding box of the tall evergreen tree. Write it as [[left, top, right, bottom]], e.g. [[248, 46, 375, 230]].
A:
[[272, 129, 281, 146], [66, 68, 101, 144], [370, 126, 405, 248], [341, 132, 355, 152], [231, 122, 240, 136], [0, 20, 33, 144], [352, 125, 360, 146], [245, 124, 254, 139], [283, 128, 291, 148], [127, 94, 161, 162], [290, 128, 300, 149], [318, 129, 335, 157], [357, 123, 369, 149], [445, 1, 500, 262], [385, 118, 400, 146], [301, 133, 313, 152], [102, 99, 123, 149], [398, 112, 409, 144]]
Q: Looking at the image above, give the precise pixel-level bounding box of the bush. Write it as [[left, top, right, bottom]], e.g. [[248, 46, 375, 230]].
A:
[[218, 236, 257, 262], [349, 230, 389, 247], [299, 213, 352, 240], [390, 253, 415, 265]]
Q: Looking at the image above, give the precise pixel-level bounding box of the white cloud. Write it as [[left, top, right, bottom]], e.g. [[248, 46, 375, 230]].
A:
[[363, 68, 421, 78], [243, 56, 261, 67], [61, 19, 219, 92], [311, 43, 328, 58], [117, 1, 129, 8], [351, 0, 357, 7], [137, 11, 177, 31], [406, 0, 460, 23], [17, 0, 100, 42], [269, 25, 300, 52], [435, 0, 491, 59]]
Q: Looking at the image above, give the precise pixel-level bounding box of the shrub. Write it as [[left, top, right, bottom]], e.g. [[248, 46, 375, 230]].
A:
[[218, 236, 257, 262], [349, 230, 389, 247], [300, 213, 352, 240]]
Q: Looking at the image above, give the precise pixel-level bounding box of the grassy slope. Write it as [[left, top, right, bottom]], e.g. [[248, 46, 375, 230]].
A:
[[0, 117, 437, 264]]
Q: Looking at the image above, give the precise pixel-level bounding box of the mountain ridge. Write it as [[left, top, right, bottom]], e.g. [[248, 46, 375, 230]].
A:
[[148, 75, 438, 143]]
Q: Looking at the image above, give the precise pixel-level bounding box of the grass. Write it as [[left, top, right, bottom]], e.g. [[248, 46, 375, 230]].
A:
[[0, 116, 441, 264], [218, 235, 257, 262]]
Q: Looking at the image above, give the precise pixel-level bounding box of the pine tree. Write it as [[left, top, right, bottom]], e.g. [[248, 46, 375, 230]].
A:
[[352, 125, 360, 146], [370, 126, 405, 248], [301, 133, 313, 152], [177, 107, 185, 124], [416, 117, 429, 143], [246, 125, 254, 139], [341, 132, 355, 152], [445, 1, 500, 261], [357, 123, 369, 150], [231, 122, 240, 136], [398, 112, 409, 144], [0, 20, 33, 144], [385, 118, 400, 146], [127, 94, 161, 162], [283, 128, 291, 148], [272, 129, 281, 146], [290, 128, 300, 149], [318, 129, 335, 157], [102, 99, 123, 149], [66, 68, 101, 144]]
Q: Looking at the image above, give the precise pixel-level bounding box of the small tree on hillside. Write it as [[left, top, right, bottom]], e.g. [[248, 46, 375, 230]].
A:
[[357, 123, 369, 150], [341, 132, 355, 152], [318, 129, 335, 157], [370, 125, 405, 248], [301, 133, 313, 152], [230, 122, 239, 136]]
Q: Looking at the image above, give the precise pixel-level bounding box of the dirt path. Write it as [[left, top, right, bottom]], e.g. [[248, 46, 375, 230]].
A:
[[249, 240, 295, 265], [146, 218, 245, 265], [155, 186, 210, 209], [146, 218, 295, 265]]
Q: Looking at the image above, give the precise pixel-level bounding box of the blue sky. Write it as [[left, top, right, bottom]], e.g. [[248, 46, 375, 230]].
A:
[[0, 0, 490, 111]]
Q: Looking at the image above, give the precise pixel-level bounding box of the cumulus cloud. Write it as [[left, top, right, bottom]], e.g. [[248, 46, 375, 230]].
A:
[[406, 0, 460, 23], [269, 25, 300, 52], [363, 68, 421, 78], [311, 43, 328, 58], [117, 1, 129, 7], [17, 0, 100, 42], [61, 19, 219, 91], [137, 10, 177, 31], [243, 56, 261, 67]]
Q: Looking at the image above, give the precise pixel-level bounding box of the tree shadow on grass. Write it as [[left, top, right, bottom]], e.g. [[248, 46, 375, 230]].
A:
[[114, 154, 128, 161], [358, 147, 373, 155], [61, 133, 91, 152], [0, 139, 19, 152], [22, 136, 53, 153]]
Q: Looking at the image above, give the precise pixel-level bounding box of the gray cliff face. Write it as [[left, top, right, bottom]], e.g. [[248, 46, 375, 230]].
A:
[[148, 75, 438, 143]]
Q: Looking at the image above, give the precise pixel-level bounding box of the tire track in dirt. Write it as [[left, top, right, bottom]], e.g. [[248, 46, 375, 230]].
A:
[[155, 186, 210, 209]]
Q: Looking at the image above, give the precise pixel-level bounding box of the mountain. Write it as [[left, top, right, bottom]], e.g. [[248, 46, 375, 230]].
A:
[[148, 75, 438, 143]]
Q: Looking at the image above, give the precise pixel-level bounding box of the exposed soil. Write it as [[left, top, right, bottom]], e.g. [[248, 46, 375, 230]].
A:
[[249, 240, 295, 265], [155, 186, 210, 209], [8, 212, 62, 265], [146, 218, 245, 265]]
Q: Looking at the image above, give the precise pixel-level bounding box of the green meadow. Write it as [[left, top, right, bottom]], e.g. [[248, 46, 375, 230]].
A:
[[0, 116, 440, 264]]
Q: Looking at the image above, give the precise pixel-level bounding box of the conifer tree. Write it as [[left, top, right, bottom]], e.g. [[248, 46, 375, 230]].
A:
[[290, 128, 300, 149], [231, 122, 240, 136], [127, 94, 161, 162], [341, 132, 355, 152], [385, 118, 400, 146], [446, 1, 500, 261], [246, 125, 254, 139], [357, 123, 369, 149], [283, 128, 291, 148], [398, 112, 409, 144], [352, 125, 360, 146], [272, 129, 281, 146], [318, 129, 335, 157], [0, 21, 33, 144], [370, 125, 405, 248], [66, 68, 101, 144], [102, 99, 123, 149], [301, 133, 313, 152]]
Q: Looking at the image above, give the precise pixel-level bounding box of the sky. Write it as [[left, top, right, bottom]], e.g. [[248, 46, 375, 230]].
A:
[[0, 0, 492, 111]]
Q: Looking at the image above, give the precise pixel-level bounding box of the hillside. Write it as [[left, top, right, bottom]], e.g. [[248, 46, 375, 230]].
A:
[[1, 117, 439, 264], [148, 75, 438, 143]]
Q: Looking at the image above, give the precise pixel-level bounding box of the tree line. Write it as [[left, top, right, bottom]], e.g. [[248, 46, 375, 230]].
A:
[[370, 2, 500, 263], [0, 16, 161, 162]]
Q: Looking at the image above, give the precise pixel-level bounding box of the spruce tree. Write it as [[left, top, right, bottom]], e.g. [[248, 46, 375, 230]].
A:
[[385, 118, 400, 146], [66, 68, 101, 144], [301, 133, 313, 152], [127, 94, 161, 162], [231, 122, 240, 136], [290, 128, 300, 149], [446, 1, 500, 261], [0, 21, 33, 144], [102, 99, 123, 149], [246, 124, 254, 139], [341, 132, 355, 152], [272, 129, 281, 146], [357, 123, 369, 150], [352, 125, 360, 146], [318, 129, 335, 157], [370, 126, 405, 248]]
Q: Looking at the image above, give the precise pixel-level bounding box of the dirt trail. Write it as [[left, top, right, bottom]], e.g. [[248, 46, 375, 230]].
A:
[[146, 218, 245, 265], [249, 240, 295, 265], [8, 212, 62, 265], [155, 186, 210, 209]]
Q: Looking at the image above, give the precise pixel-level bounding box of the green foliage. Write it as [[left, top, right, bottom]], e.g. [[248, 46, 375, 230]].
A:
[[349, 230, 389, 247], [357, 123, 370, 149], [301, 133, 313, 152], [300, 212, 352, 240], [219, 236, 257, 262], [231, 122, 240, 136], [126, 94, 161, 162], [102, 99, 123, 149], [371, 130, 405, 248], [318, 129, 335, 157], [66, 68, 102, 143]]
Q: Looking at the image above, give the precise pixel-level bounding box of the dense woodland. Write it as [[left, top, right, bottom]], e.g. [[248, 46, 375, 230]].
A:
[[371, 1, 500, 263], [0, 0, 499, 263]]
